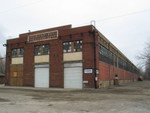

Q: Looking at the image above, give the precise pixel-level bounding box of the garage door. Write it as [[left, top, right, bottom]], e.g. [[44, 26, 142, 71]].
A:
[[35, 65, 49, 88], [64, 63, 83, 89]]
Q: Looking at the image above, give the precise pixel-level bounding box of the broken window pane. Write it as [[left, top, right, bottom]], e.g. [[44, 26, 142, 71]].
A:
[[63, 40, 82, 53], [34, 44, 49, 56], [12, 48, 24, 57]]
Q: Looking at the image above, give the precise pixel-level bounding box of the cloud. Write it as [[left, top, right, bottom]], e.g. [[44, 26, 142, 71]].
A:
[[0, 0, 150, 63]]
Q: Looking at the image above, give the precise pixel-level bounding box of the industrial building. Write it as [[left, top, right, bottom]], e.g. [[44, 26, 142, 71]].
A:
[[0, 72, 5, 84], [5, 25, 139, 88]]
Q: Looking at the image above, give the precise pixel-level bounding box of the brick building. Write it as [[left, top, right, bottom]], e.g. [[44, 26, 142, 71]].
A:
[[0, 72, 5, 84], [5, 25, 139, 88]]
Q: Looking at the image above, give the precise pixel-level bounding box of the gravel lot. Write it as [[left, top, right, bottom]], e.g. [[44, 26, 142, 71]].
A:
[[0, 81, 150, 113]]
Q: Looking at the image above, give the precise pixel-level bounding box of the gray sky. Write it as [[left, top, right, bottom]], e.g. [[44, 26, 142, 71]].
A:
[[0, 0, 150, 65]]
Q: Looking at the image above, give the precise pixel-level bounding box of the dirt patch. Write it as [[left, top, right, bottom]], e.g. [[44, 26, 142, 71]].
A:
[[0, 81, 150, 113], [0, 98, 10, 102]]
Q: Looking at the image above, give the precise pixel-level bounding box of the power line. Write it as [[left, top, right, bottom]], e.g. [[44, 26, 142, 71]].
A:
[[0, 37, 6, 44], [0, 0, 48, 15], [95, 8, 150, 22], [0, 35, 17, 44], [0, 41, 6, 44], [73, 8, 150, 27], [0, 6, 149, 44]]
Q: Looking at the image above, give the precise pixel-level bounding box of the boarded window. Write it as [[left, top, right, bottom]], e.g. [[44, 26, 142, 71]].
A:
[[12, 72, 17, 77]]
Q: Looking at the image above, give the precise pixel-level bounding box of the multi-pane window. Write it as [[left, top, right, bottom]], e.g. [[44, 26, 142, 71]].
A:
[[118, 57, 124, 69], [99, 44, 138, 73], [12, 48, 24, 57], [63, 40, 82, 53], [114, 54, 117, 67], [34, 44, 49, 55], [109, 51, 113, 65], [118, 58, 134, 72], [99, 45, 108, 63], [99, 45, 114, 65]]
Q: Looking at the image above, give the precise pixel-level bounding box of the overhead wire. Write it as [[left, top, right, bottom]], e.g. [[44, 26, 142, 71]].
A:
[[0, 0, 48, 15], [73, 8, 150, 28], [0, 2, 150, 44], [95, 8, 150, 22]]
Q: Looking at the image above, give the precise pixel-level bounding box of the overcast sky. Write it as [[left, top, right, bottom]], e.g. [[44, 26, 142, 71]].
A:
[[0, 0, 150, 65]]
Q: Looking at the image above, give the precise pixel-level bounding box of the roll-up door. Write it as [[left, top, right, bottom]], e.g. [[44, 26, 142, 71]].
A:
[[64, 62, 82, 89], [35, 64, 49, 88]]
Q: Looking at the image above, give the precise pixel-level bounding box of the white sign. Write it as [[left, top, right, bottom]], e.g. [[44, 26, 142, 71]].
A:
[[83, 81, 88, 83], [84, 69, 93, 74], [96, 70, 99, 74], [95, 77, 98, 81]]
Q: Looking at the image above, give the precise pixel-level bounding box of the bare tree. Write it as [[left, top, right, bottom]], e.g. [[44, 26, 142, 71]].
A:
[[137, 42, 150, 80]]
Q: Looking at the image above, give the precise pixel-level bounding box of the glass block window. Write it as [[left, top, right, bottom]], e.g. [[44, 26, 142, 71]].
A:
[[63, 40, 82, 53], [12, 48, 24, 57], [34, 44, 49, 55]]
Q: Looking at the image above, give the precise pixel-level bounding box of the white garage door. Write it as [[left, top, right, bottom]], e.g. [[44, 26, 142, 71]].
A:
[[64, 63, 83, 89], [35, 65, 49, 88]]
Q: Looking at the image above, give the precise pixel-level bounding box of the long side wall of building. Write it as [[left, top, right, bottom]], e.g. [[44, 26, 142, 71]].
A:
[[96, 29, 139, 88], [98, 61, 138, 88]]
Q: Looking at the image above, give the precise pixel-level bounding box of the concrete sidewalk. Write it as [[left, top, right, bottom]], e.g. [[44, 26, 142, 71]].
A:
[[0, 85, 82, 91]]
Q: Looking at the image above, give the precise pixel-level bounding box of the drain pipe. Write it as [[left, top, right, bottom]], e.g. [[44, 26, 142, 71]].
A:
[[108, 43, 111, 88], [93, 27, 97, 89]]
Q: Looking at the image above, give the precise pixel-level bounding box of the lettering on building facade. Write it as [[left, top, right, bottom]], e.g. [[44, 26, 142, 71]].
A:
[[28, 30, 58, 43]]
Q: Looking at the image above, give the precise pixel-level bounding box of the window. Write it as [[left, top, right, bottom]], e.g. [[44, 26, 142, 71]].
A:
[[118, 57, 124, 69], [109, 51, 114, 65], [12, 48, 24, 57], [74, 40, 82, 52], [99, 45, 108, 64], [34, 44, 49, 55], [63, 40, 82, 53], [99, 45, 114, 65], [99, 45, 138, 73], [63, 42, 71, 53], [114, 54, 117, 67]]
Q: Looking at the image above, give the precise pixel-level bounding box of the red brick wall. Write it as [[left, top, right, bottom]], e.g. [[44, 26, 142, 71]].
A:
[[23, 43, 34, 86], [5, 25, 138, 88], [50, 40, 63, 88], [82, 32, 95, 88], [98, 61, 138, 81], [6, 25, 97, 88]]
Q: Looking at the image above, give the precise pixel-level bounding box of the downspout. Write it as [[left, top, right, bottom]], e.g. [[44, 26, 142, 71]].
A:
[[93, 27, 97, 89], [108, 43, 111, 88]]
